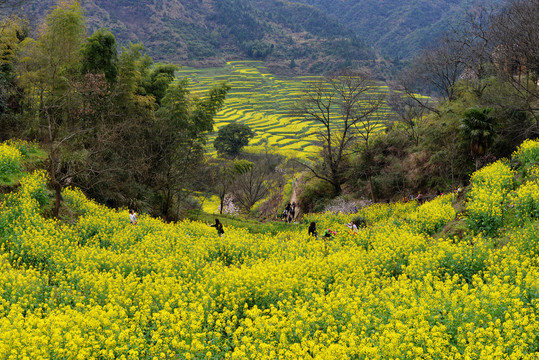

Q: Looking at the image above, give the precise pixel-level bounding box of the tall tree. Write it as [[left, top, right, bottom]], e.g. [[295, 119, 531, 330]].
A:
[[81, 28, 118, 84], [17, 0, 86, 217], [449, 5, 497, 98], [151, 80, 230, 220], [0, 15, 27, 139], [294, 68, 384, 195], [214, 122, 254, 156], [490, 0, 539, 128], [398, 36, 466, 114], [460, 107, 496, 169]]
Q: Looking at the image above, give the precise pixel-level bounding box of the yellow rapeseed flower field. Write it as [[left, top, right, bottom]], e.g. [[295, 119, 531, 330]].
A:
[[2, 140, 539, 358]]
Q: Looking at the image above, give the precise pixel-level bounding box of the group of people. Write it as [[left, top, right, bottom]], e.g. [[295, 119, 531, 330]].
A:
[[281, 202, 296, 223], [131, 208, 358, 241], [402, 187, 464, 204], [308, 222, 345, 240], [402, 192, 424, 204]]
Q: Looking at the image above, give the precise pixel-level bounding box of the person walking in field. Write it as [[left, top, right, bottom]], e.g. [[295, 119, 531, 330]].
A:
[[129, 209, 138, 225], [308, 222, 318, 238], [288, 202, 296, 223], [282, 202, 292, 222], [211, 218, 225, 237]]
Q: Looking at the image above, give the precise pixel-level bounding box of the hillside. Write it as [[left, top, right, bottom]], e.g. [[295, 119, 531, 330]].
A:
[[2, 139, 539, 357], [22, 0, 374, 74], [293, 0, 506, 60], [178, 61, 391, 160]]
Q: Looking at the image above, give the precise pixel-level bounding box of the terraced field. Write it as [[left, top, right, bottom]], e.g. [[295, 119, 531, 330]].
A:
[[177, 61, 393, 160]]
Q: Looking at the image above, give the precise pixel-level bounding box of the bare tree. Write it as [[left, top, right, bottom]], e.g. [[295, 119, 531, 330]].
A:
[[387, 90, 426, 146], [211, 158, 252, 214], [490, 0, 539, 126], [232, 152, 281, 213], [232, 164, 270, 213], [398, 36, 466, 114], [449, 4, 498, 97], [293, 68, 384, 196]]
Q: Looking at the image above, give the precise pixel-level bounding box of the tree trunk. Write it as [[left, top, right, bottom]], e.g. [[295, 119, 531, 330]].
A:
[[53, 182, 62, 219], [219, 192, 225, 214], [332, 180, 341, 196], [368, 174, 376, 203]]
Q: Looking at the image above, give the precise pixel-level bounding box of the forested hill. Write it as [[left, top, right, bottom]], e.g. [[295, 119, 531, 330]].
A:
[[23, 0, 374, 74], [293, 0, 506, 60]]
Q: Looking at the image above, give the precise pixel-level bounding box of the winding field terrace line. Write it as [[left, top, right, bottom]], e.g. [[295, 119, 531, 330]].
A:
[[177, 61, 392, 160]]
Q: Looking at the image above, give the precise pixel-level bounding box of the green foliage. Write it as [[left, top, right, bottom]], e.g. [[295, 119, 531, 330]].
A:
[[214, 123, 254, 156], [460, 107, 496, 160], [145, 63, 178, 105], [0, 143, 22, 183], [297, 179, 334, 213], [512, 139, 539, 176], [81, 28, 118, 83], [466, 160, 514, 236], [242, 40, 273, 59], [150, 80, 231, 219], [510, 180, 539, 225]]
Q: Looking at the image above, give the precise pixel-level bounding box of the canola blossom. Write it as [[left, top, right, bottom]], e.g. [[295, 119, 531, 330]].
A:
[[0, 143, 22, 179], [465, 160, 514, 235], [2, 141, 539, 358], [513, 139, 539, 175]]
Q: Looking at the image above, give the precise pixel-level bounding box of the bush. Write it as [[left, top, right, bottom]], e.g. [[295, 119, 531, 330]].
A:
[[0, 143, 22, 181], [512, 139, 539, 175], [510, 180, 539, 224], [465, 160, 514, 236], [406, 194, 456, 235], [297, 179, 334, 213]]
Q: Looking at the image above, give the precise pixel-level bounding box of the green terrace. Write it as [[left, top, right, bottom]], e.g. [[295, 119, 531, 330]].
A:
[[177, 61, 393, 160]]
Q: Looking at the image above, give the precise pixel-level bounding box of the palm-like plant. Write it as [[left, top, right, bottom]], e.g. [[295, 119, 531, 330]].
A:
[[460, 107, 496, 169]]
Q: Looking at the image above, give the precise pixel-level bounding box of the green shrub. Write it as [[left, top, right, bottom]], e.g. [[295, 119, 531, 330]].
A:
[[0, 143, 23, 180], [510, 180, 539, 224], [512, 139, 539, 175], [466, 160, 514, 236]]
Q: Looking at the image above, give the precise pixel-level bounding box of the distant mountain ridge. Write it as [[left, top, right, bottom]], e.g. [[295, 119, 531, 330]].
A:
[[293, 0, 506, 60], [21, 0, 506, 73], [23, 0, 375, 74]]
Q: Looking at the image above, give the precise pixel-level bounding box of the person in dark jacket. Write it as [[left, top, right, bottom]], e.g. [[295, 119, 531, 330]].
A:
[[211, 218, 225, 237], [308, 222, 317, 238]]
